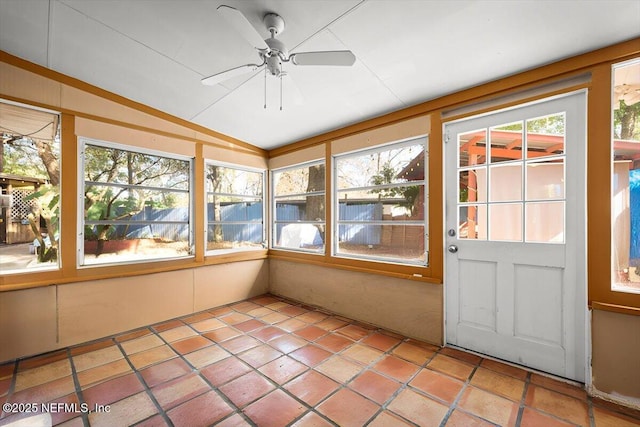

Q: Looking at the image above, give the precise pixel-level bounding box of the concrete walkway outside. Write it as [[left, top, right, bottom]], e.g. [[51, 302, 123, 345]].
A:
[[0, 243, 39, 272]]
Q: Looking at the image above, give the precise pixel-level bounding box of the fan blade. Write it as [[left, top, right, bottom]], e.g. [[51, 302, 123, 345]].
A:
[[290, 50, 356, 66], [217, 5, 269, 51], [201, 64, 261, 86]]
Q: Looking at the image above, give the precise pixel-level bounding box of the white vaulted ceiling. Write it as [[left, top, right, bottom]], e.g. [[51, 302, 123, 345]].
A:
[[1, 0, 639, 150]]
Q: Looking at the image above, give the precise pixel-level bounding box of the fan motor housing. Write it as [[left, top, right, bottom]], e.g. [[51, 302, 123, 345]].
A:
[[263, 37, 288, 76]]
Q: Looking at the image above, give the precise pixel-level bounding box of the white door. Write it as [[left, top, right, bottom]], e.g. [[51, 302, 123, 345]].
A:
[[444, 91, 587, 381]]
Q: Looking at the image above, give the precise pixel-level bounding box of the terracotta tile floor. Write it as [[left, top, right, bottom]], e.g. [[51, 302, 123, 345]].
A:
[[1, 294, 639, 427]]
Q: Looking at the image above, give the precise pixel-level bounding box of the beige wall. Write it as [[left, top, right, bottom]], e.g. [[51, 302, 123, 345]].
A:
[[331, 115, 430, 155], [591, 309, 640, 405], [0, 286, 57, 361], [269, 259, 443, 345], [0, 260, 268, 362], [268, 144, 325, 169]]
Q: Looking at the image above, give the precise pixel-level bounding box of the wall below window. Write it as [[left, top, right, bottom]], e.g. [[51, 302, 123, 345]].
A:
[[591, 308, 640, 406], [0, 260, 268, 362], [269, 259, 443, 345]]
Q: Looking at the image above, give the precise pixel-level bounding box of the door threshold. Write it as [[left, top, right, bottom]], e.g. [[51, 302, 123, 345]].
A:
[[445, 344, 585, 388]]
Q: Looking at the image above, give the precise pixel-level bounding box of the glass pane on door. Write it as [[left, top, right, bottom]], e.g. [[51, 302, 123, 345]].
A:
[[526, 201, 564, 243], [526, 159, 565, 200], [526, 113, 565, 159], [459, 205, 487, 240], [490, 121, 523, 163], [459, 168, 487, 203], [489, 203, 523, 241], [459, 129, 487, 167], [489, 164, 522, 202]]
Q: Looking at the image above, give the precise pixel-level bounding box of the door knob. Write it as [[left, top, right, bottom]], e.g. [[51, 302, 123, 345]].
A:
[[448, 245, 458, 253]]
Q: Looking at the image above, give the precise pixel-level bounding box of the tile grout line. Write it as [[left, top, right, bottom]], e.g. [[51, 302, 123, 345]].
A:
[[67, 346, 94, 427], [514, 370, 532, 426], [113, 338, 174, 427], [587, 394, 596, 427], [0, 361, 19, 421], [437, 360, 482, 427]]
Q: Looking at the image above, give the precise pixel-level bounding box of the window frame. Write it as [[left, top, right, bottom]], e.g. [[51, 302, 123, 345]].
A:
[[332, 136, 429, 266], [204, 160, 266, 255], [270, 159, 326, 254], [77, 137, 194, 267], [610, 58, 640, 297], [0, 99, 62, 275], [455, 115, 567, 244], [588, 59, 640, 313]]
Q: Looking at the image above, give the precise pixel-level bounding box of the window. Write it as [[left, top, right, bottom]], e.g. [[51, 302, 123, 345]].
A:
[[0, 101, 60, 274], [272, 161, 325, 253], [334, 138, 427, 265], [205, 163, 265, 253], [79, 139, 193, 265], [457, 115, 566, 243], [612, 59, 640, 294]]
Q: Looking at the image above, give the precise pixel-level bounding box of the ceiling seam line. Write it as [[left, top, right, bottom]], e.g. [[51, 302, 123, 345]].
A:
[[325, 27, 406, 108], [290, 0, 368, 52], [47, 0, 53, 68], [187, 71, 265, 122], [56, 1, 206, 78]]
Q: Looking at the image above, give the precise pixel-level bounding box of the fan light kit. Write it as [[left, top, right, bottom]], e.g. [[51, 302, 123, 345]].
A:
[[202, 5, 356, 110]]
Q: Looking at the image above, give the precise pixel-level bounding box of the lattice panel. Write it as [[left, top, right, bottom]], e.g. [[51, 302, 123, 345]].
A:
[[11, 189, 35, 221]]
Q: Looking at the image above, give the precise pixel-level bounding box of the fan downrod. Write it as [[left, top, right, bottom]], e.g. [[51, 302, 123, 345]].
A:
[[263, 13, 285, 36]]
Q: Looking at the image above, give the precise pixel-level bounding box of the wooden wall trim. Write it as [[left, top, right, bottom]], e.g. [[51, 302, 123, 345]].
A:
[[428, 114, 443, 281], [592, 301, 640, 316], [0, 252, 268, 292], [268, 251, 441, 285], [194, 144, 205, 263]]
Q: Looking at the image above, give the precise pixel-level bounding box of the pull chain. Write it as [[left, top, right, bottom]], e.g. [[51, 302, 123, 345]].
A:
[[263, 67, 267, 109], [280, 73, 283, 111]]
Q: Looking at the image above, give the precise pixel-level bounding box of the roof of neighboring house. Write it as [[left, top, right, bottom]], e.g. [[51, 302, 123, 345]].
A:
[[0, 173, 47, 188]]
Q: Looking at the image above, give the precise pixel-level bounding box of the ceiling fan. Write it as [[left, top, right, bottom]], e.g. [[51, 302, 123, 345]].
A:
[[201, 5, 356, 107]]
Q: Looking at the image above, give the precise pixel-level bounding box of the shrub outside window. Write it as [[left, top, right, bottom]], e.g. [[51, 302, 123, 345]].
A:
[[272, 161, 325, 253], [205, 163, 265, 253], [334, 138, 428, 265], [612, 58, 640, 294], [79, 139, 193, 266], [0, 101, 61, 273]]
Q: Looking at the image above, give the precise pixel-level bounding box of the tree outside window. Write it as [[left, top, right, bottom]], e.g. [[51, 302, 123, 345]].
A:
[[272, 161, 325, 253], [206, 163, 265, 253], [334, 139, 428, 265], [0, 101, 60, 273], [81, 140, 192, 265]]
